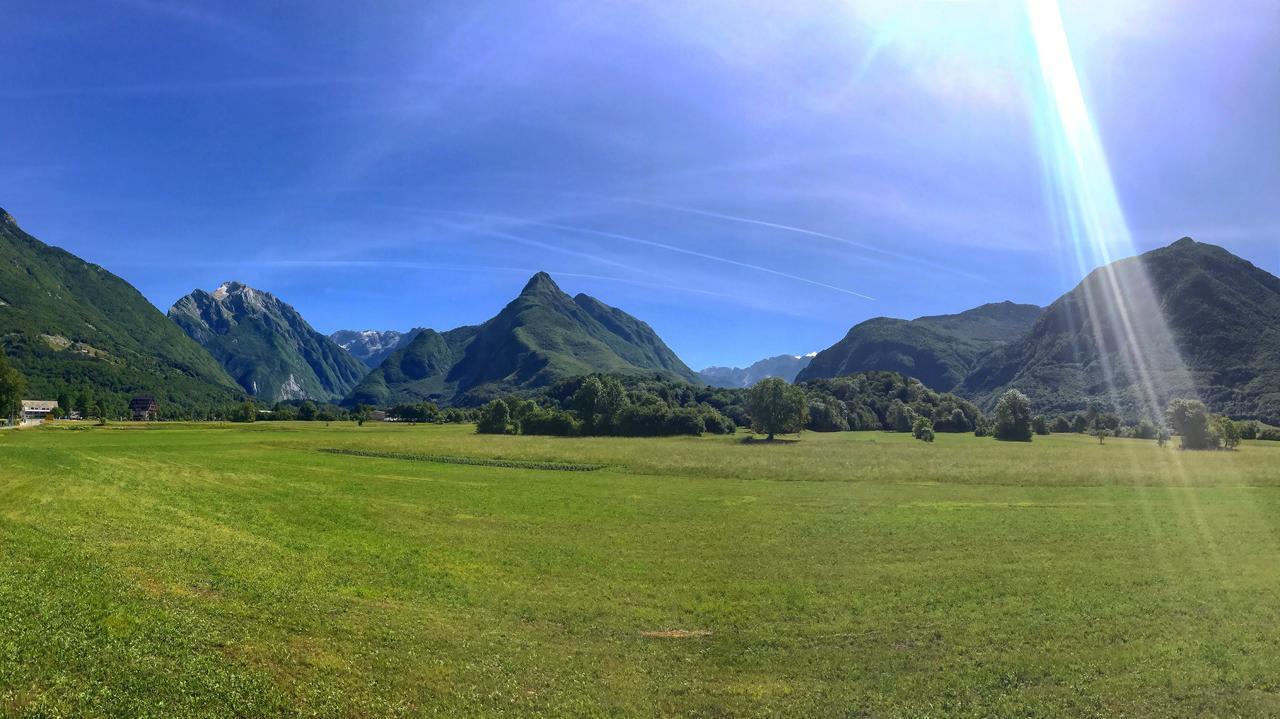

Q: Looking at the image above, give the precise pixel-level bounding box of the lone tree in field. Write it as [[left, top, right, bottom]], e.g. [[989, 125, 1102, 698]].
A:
[[993, 389, 1033, 442], [746, 377, 808, 441], [1166, 398, 1216, 450]]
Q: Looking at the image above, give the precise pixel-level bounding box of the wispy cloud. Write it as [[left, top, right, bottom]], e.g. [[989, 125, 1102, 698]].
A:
[[422, 210, 876, 301]]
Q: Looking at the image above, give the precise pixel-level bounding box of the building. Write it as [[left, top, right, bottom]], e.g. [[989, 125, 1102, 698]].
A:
[[20, 400, 59, 424], [129, 396, 159, 421]]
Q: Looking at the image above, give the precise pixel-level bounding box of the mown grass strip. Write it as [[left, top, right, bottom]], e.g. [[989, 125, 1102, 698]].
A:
[[319, 448, 606, 472]]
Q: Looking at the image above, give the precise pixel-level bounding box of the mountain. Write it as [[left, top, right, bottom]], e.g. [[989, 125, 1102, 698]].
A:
[[0, 207, 242, 414], [330, 329, 421, 368], [959, 238, 1280, 424], [700, 353, 815, 388], [169, 282, 369, 403], [347, 272, 699, 406], [797, 301, 1043, 390]]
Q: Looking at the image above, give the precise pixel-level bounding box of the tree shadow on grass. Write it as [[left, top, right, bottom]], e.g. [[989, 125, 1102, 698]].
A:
[[739, 436, 802, 445]]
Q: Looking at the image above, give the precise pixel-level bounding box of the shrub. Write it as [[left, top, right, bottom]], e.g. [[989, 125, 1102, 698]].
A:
[[476, 400, 516, 435], [1236, 420, 1260, 440], [1217, 416, 1241, 450], [1133, 419, 1157, 440], [912, 416, 934, 442], [1032, 415, 1049, 435], [993, 390, 1033, 442], [701, 409, 736, 435], [1051, 415, 1072, 433], [1166, 398, 1216, 450], [1258, 428, 1280, 442]]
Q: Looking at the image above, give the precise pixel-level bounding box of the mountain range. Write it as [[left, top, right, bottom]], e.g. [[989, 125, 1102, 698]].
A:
[[348, 272, 699, 407], [699, 354, 815, 388], [169, 282, 369, 403], [1, 204, 1277, 424], [330, 329, 421, 368], [797, 301, 1043, 390], [0, 208, 242, 414], [959, 238, 1280, 423]]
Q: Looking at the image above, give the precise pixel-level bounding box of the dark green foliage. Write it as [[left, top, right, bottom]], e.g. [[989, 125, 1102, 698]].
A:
[[798, 301, 1042, 391], [1158, 426, 1172, 447], [477, 400, 516, 435], [0, 209, 243, 416], [1093, 428, 1111, 444], [993, 389, 1033, 442], [0, 352, 25, 423], [911, 416, 934, 442], [1051, 415, 1072, 433], [1236, 421, 1260, 440], [746, 378, 808, 440], [347, 272, 697, 408], [1032, 415, 1050, 435], [887, 400, 916, 433], [961, 239, 1280, 424], [1217, 416, 1241, 450], [169, 283, 368, 403], [796, 372, 983, 433], [1258, 428, 1280, 441], [1167, 398, 1216, 450], [1134, 419, 1158, 440]]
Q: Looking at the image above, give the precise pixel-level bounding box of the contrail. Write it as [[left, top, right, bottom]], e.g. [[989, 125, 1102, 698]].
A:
[[617, 197, 986, 281], [260, 259, 740, 300], [410, 209, 877, 301]]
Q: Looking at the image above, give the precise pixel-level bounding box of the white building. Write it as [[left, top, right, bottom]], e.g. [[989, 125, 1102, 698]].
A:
[[20, 400, 59, 424]]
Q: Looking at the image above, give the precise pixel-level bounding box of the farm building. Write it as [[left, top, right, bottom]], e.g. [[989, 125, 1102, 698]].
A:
[[129, 396, 158, 421], [20, 400, 59, 423]]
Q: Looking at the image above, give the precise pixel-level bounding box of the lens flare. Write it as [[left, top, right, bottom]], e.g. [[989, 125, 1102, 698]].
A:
[[1026, 0, 1195, 425]]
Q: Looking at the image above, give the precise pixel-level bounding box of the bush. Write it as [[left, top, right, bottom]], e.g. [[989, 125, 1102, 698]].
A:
[[1217, 416, 1241, 450], [1258, 428, 1280, 441], [1051, 415, 1071, 433], [701, 409, 736, 435], [887, 400, 916, 433], [1032, 415, 1049, 435], [912, 416, 934, 442], [1133, 419, 1157, 440], [476, 400, 516, 435], [993, 390, 1033, 442], [520, 407, 582, 436], [1166, 398, 1217, 450], [1236, 420, 1260, 440]]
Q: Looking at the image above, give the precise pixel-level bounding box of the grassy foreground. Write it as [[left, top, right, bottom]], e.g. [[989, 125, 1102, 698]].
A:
[[2, 422, 1279, 717]]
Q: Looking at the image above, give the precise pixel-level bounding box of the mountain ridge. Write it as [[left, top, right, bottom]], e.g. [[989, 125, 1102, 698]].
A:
[[347, 272, 698, 406], [797, 300, 1043, 390], [169, 281, 369, 403], [0, 208, 243, 414]]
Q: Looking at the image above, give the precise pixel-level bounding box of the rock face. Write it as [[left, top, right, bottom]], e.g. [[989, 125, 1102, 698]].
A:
[[0, 207, 242, 414], [169, 282, 369, 403], [798, 301, 1043, 391], [330, 329, 421, 368], [347, 272, 699, 407], [959, 238, 1280, 423], [700, 354, 815, 388]]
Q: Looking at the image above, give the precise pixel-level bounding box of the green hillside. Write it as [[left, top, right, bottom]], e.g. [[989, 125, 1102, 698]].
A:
[[348, 272, 698, 407], [0, 208, 242, 415], [169, 282, 369, 403], [797, 301, 1042, 390], [960, 238, 1280, 423]]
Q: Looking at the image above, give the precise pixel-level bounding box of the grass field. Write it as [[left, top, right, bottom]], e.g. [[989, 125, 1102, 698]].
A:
[[2, 422, 1280, 717]]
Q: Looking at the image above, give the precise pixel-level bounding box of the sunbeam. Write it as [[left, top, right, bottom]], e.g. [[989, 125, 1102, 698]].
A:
[[1026, 0, 1196, 426]]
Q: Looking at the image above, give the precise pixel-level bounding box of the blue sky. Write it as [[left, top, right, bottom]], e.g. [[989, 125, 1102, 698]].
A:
[[3, 1, 1277, 369]]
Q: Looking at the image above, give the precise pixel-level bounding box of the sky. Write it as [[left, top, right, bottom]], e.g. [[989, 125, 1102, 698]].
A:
[[3, 0, 1278, 370]]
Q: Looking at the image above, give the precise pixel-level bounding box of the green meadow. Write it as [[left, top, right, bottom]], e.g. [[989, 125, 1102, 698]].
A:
[[2, 422, 1280, 718]]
